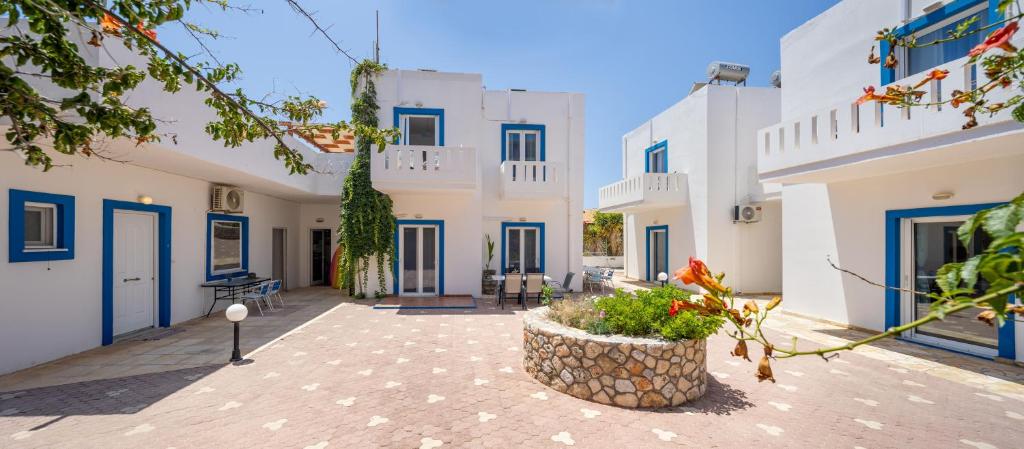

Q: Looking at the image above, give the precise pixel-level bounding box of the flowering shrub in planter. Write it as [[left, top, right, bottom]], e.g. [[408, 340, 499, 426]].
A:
[[548, 286, 724, 342]]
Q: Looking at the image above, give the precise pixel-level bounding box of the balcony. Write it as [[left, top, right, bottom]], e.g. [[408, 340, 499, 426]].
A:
[[598, 172, 688, 212], [371, 145, 478, 193], [758, 57, 1024, 184], [498, 161, 565, 200]]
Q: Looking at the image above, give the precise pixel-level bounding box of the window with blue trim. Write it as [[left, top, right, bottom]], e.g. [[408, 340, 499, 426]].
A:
[[501, 124, 546, 162], [885, 0, 998, 83], [906, 3, 988, 78], [645, 141, 668, 173], [206, 213, 248, 281], [502, 222, 545, 274], [394, 107, 444, 146], [8, 189, 75, 262]]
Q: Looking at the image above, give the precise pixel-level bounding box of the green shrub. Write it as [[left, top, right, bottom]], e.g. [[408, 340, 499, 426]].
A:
[[657, 309, 724, 341], [593, 286, 724, 341], [546, 286, 724, 341], [586, 318, 612, 335]]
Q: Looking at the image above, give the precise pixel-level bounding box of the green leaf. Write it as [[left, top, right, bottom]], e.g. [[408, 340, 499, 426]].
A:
[[981, 203, 1024, 241], [957, 212, 984, 248], [935, 262, 963, 294], [960, 255, 983, 290]]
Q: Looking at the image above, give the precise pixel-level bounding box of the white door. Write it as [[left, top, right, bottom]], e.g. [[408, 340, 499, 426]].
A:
[[113, 211, 157, 336], [899, 216, 998, 357], [398, 224, 439, 296]]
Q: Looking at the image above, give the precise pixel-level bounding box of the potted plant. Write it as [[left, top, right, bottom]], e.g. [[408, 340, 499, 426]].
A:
[[482, 234, 497, 296]]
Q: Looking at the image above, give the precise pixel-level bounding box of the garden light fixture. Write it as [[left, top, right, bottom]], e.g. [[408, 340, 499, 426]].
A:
[[225, 304, 248, 362]]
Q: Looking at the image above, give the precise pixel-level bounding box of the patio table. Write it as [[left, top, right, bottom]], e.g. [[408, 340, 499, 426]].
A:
[[200, 276, 269, 317]]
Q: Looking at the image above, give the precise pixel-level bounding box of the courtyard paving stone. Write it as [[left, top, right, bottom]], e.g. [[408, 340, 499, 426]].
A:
[[0, 286, 1022, 448]]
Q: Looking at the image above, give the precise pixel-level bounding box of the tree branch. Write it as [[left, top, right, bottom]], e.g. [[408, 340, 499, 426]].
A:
[[84, 1, 315, 173], [283, 0, 359, 64]]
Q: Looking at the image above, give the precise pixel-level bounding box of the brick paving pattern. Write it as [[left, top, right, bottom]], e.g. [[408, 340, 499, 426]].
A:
[[1, 287, 1022, 448]]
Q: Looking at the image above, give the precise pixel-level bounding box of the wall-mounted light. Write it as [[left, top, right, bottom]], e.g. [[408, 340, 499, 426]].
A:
[[137, 195, 153, 205], [653, 219, 659, 225], [415, 101, 423, 107], [932, 191, 955, 201], [315, 217, 325, 223], [414, 213, 423, 219], [519, 217, 527, 222]]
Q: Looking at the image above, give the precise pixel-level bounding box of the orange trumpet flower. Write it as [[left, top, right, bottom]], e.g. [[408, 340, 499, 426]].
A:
[[968, 22, 1018, 57]]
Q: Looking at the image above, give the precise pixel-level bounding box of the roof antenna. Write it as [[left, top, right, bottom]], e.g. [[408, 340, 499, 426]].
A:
[[374, 10, 380, 63]]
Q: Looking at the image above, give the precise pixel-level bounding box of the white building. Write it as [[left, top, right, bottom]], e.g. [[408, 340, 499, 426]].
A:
[[366, 70, 585, 298], [761, 0, 1024, 362], [0, 25, 353, 375], [599, 82, 783, 294], [0, 29, 584, 374]]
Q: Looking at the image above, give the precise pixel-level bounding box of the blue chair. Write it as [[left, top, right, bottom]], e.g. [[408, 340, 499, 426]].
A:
[[241, 282, 272, 316], [269, 280, 284, 308]]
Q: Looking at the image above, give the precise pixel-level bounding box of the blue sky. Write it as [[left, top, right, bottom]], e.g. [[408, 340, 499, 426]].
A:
[[162, 0, 839, 208]]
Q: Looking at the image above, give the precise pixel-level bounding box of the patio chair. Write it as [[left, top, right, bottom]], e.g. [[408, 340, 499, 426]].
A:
[[583, 270, 604, 294], [269, 280, 284, 308], [601, 269, 615, 290], [524, 273, 545, 308], [549, 272, 575, 301], [240, 281, 273, 316], [500, 273, 523, 310]]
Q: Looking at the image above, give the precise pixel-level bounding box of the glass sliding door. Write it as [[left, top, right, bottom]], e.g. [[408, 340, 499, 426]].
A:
[[647, 227, 668, 282], [900, 216, 997, 356], [398, 224, 440, 296], [505, 226, 541, 273]]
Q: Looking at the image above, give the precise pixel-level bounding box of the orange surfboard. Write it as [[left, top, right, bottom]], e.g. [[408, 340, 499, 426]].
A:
[[329, 246, 342, 289]]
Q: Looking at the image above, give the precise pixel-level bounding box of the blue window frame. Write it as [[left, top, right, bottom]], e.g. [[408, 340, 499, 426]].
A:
[[644, 140, 668, 174], [393, 107, 444, 146], [501, 222, 545, 275], [645, 225, 669, 282], [102, 199, 172, 345], [885, 201, 1014, 360], [392, 219, 446, 296], [881, 0, 1002, 84], [206, 213, 249, 281], [501, 124, 546, 162], [8, 189, 75, 262]]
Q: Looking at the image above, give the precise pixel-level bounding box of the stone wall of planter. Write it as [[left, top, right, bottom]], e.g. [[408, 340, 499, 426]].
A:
[[522, 307, 707, 408]]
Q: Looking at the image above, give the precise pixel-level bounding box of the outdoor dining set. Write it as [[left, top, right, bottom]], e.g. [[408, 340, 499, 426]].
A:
[[200, 276, 285, 317], [491, 267, 616, 309]]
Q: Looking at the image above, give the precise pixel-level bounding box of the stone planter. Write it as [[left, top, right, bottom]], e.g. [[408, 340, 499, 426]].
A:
[[522, 307, 706, 408], [482, 269, 497, 295]]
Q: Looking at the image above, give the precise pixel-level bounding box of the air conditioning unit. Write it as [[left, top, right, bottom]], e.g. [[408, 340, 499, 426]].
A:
[[211, 185, 245, 213], [733, 203, 762, 223]]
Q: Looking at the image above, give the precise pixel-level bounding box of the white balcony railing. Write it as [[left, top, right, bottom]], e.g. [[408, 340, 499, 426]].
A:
[[499, 161, 564, 200], [758, 56, 1021, 182], [371, 145, 478, 193], [598, 172, 688, 212]]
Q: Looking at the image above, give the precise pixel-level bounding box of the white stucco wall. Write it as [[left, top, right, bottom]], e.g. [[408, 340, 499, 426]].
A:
[[368, 70, 585, 296], [781, 155, 1024, 337], [0, 152, 309, 374], [618, 85, 781, 293]]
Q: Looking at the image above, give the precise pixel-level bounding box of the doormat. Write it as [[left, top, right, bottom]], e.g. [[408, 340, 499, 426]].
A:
[[125, 327, 185, 341], [373, 296, 477, 310]]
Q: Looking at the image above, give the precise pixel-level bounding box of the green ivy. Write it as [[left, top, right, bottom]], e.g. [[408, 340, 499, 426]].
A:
[[338, 60, 399, 298]]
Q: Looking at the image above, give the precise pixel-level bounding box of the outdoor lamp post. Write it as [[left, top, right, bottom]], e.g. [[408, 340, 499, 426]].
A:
[[657, 272, 668, 287], [225, 304, 248, 362]]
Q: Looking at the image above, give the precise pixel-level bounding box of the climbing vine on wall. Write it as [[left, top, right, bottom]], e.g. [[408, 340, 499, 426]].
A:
[[338, 60, 400, 298]]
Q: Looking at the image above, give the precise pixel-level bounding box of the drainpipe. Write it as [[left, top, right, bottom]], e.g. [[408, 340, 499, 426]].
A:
[[566, 94, 574, 289]]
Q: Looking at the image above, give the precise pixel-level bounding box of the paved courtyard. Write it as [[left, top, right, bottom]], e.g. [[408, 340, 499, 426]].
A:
[[1, 287, 1023, 448]]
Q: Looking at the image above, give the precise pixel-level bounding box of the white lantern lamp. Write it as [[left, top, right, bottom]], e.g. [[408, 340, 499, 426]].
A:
[[225, 304, 248, 362], [657, 272, 669, 287]]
